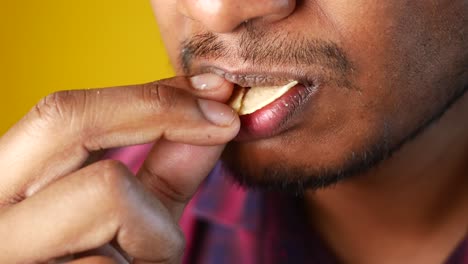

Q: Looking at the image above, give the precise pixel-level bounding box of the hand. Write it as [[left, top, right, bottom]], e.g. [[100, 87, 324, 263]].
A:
[[0, 74, 240, 263]]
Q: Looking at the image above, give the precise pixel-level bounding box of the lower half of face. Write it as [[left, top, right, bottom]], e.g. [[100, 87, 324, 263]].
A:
[[153, 0, 468, 192]]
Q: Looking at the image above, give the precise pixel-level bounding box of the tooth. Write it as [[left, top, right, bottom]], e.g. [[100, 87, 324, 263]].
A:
[[227, 87, 246, 113], [238, 81, 298, 115]]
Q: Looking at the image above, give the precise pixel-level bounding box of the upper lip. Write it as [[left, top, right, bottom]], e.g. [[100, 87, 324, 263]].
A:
[[198, 66, 319, 88]]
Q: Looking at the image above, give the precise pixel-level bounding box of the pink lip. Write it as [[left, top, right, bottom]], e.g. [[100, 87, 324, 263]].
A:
[[192, 65, 322, 141], [235, 83, 318, 141]]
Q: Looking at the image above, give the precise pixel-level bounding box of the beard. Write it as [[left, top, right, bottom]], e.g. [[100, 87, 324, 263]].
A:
[[180, 22, 468, 195], [221, 84, 468, 195]]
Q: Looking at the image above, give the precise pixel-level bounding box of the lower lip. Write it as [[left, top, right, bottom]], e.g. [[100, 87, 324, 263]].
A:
[[235, 84, 318, 141]]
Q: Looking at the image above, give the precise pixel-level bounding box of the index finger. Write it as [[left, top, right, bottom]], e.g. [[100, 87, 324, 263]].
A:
[[0, 74, 239, 204]]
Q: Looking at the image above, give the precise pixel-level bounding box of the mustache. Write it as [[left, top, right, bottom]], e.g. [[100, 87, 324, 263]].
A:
[[179, 25, 353, 80]]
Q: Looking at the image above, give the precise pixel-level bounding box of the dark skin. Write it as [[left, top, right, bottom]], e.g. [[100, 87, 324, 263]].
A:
[[154, 0, 467, 187], [153, 0, 468, 263], [0, 0, 466, 263], [0, 76, 240, 263]]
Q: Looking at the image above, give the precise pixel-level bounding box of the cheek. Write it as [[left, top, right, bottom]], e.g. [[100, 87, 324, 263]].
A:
[[264, 1, 442, 166], [151, 1, 185, 71], [319, 1, 439, 129]]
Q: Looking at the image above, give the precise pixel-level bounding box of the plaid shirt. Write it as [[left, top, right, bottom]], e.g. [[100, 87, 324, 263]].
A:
[[108, 145, 468, 264]]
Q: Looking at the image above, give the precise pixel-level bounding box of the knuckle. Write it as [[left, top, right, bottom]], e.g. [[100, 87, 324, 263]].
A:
[[141, 82, 179, 112], [157, 225, 186, 263], [169, 226, 186, 259], [31, 90, 87, 127], [67, 256, 117, 264], [140, 165, 190, 204], [90, 160, 133, 203]]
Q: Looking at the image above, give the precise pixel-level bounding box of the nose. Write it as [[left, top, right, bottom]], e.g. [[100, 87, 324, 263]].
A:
[[177, 0, 296, 33]]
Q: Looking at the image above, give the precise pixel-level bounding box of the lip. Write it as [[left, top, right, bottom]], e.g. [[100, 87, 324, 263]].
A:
[[237, 83, 318, 141], [199, 66, 318, 88], [193, 65, 321, 141]]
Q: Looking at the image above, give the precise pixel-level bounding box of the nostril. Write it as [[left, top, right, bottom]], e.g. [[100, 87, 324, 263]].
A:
[[177, 0, 296, 33]]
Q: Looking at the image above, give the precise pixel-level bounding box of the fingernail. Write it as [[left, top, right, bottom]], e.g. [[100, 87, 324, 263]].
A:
[[198, 99, 236, 126], [190, 73, 224, 90]]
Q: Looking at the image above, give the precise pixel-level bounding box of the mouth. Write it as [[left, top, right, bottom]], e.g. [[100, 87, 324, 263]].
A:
[[198, 66, 321, 141], [201, 66, 317, 87]]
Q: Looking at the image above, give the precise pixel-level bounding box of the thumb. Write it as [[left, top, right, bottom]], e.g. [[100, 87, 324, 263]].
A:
[[137, 139, 228, 220]]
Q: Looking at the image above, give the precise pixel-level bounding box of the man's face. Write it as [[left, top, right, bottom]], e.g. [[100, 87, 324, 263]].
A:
[[151, 0, 467, 191]]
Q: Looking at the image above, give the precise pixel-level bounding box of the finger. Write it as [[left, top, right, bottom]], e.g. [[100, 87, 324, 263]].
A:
[[0, 160, 184, 264], [158, 73, 235, 103], [0, 74, 239, 203], [73, 244, 130, 264], [66, 256, 118, 264], [138, 139, 224, 219]]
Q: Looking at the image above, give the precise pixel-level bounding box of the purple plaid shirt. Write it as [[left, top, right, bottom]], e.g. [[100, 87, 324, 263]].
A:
[[108, 145, 468, 264]]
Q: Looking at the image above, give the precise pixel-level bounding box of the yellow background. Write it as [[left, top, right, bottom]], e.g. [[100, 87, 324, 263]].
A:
[[0, 0, 173, 135]]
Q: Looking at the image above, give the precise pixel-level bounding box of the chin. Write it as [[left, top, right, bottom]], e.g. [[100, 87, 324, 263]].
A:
[[220, 133, 393, 195]]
